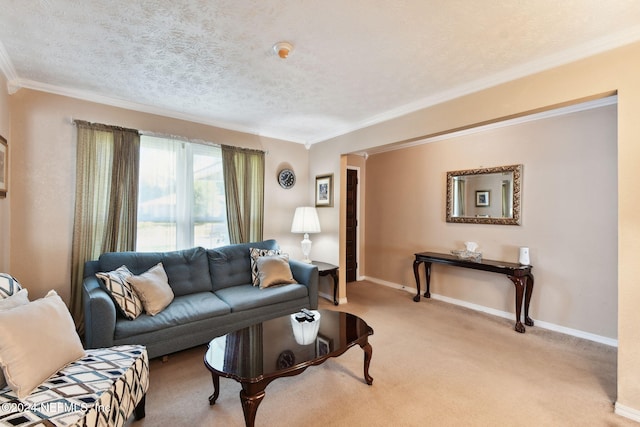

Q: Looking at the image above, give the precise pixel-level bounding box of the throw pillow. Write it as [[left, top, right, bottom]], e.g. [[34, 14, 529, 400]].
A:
[[249, 247, 281, 286], [127, 262, 174, 316], [96, 265, 143, 320], [0, 288, 30, 389], [0, 273, 22, 299], [0, 288, 29, 311], [0, 290, 85, 399], [256, 254, 297, 289]]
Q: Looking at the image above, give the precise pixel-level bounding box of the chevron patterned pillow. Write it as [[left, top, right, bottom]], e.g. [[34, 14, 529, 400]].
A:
[[96, 265, 143, 320], [0, 273, 22, 299]]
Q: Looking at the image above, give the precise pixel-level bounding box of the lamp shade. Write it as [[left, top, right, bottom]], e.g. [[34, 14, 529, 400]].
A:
[[291, 207, 321, 234]]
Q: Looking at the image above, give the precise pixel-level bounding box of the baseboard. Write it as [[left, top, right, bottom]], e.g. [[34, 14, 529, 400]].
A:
[[319, 290, 347, 305], [363, 276, 618, 347], [615, 402, 640, 422]]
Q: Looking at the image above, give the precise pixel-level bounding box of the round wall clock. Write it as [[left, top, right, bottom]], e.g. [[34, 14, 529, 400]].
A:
[[276, 350, 295, 369], [278, 169, 296, 189]]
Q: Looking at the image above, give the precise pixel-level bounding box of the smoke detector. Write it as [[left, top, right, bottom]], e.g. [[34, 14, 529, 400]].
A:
[[273, 41, 293, 59]]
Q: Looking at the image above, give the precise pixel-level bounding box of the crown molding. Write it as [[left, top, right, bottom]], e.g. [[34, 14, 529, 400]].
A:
[[308, 25, 640, 145], [0, 39, 18, 93], [3, 24, 639, 145], [15, 78, 305, 143], [362, 95, 617, 157]]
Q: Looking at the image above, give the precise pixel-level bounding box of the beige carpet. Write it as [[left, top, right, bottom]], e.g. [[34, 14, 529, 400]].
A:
[[133, 281, 635, 426]]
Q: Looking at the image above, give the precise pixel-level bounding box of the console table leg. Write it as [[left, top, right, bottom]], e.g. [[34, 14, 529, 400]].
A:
[[524, 273, 535, 327], [412, 260, 422, 301], [508, 275, 526, 333], [331, 270, 339, 305], [209, 372, 220, 405], [424, 262, 431, 298]]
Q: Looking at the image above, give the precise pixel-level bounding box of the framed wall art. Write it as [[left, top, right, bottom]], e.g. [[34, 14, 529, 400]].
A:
[[315, 174, 333, 207], [475, 190, 490, 207], [0, 135, 7, 198], [316, 334, 333, 356]]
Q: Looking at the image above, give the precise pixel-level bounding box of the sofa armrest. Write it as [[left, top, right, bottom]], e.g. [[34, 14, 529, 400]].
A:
[[82, 275, 116, 349], [289, 259, 319, 309]]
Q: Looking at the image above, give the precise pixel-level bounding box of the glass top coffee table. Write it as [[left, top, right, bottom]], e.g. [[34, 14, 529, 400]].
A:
[[204, 309, 374, 427]]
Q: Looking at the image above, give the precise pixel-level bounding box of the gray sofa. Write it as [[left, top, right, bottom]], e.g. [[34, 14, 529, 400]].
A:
[[82, 239, 318, 359]]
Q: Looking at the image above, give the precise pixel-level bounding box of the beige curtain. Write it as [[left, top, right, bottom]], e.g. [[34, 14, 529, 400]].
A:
[[454, 178, 465, 216], [221, 145, 265, 243], [70, 121, 140, 333], [223, 324, 263, 377]]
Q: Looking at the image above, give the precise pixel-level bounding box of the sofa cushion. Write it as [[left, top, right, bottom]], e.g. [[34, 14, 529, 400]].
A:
[[256, 255, 297, 289], [0, 273, 22, 299], [127, 263, 174, 315], [208, 240, 279, 291], [0, 290, 85, 399], [214, 283, 309, 311], [99, 247, 213, 297], [114, 292, 231, 340], [96, 265, 143, 320]]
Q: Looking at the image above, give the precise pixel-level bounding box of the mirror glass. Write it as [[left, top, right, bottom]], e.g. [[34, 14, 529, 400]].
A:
[[446, 164, 522, 225]]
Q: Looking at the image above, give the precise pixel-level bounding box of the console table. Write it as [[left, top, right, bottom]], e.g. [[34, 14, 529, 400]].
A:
[[413, 251, 534, 333]]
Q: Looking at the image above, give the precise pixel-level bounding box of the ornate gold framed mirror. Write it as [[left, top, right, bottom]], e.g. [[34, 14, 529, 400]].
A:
[[446, 164, 522, 225]]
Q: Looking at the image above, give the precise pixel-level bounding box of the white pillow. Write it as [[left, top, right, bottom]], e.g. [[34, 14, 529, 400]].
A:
[[0, 290, 85, 398], [0, 288, 29, 311], [0, 289, 30, 389], [127, 263, 174, 316]]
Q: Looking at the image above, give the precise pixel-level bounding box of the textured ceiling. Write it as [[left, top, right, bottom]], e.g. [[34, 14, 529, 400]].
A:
[[1, 0, 639, 144]]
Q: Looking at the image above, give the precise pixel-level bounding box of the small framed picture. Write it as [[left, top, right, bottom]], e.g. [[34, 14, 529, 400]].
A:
[[475, 190, 490, 207], [316, 334, 333, 356], [0, 135, 7, 198], [315, 174, 333, 207]]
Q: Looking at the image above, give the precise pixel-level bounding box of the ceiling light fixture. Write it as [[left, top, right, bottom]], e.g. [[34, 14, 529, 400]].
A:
[[273, 41, 293, 59]]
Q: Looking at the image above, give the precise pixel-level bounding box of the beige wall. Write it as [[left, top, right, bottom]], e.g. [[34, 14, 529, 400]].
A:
[[365, 104, 617, 337], [309, 41, 640, 416], [0, 73, 9, 271], [8, 89, 310, 302]]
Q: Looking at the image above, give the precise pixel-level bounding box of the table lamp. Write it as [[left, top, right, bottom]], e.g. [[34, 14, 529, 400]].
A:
[[291, 207, 321, 263]]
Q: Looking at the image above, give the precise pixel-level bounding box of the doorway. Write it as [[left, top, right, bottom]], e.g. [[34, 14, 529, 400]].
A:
[[345, 168, 358, 282]]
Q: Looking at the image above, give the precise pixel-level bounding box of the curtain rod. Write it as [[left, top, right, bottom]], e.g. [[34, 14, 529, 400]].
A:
[[72, 119, 139, 134], [70, 119, 268, 154], [142, 130, 267, 154]]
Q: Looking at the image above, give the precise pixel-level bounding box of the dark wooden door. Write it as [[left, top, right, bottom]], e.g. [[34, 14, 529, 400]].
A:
[[346, 169, 358, 282]]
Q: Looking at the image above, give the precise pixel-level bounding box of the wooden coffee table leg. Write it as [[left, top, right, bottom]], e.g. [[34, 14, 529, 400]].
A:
[[240, 388, 266, 427], [209, 372, 220, 405], [361, 341, 374, 385]]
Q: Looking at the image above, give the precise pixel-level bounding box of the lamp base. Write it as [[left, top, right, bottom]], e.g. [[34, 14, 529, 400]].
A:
[[301, 233, 313, 264]]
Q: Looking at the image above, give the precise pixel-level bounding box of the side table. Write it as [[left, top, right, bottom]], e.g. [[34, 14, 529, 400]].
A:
[[312, 261, 339, 305]]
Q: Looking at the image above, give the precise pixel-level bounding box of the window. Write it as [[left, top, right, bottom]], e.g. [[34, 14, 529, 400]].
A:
[[136, 135, 229, 251]]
